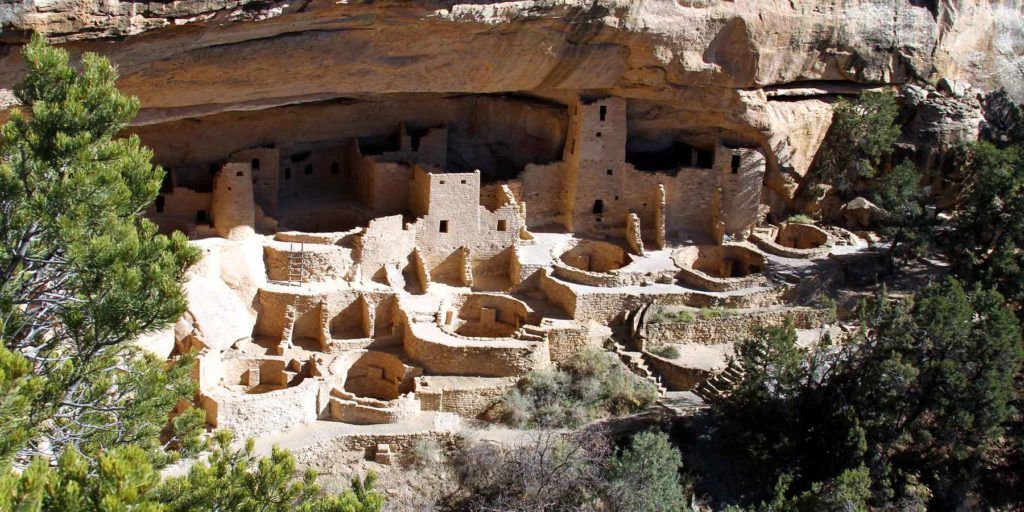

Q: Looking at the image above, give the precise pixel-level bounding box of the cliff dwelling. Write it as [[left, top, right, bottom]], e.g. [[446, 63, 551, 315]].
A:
[[130, 90, 848, 443]]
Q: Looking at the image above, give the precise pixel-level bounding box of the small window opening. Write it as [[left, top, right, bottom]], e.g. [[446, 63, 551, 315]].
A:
[[155, 195, 165, 213], [597, 217, 603, 223], [497, 220, 507, 231], [411, 135, 421, 152], [592, 199, 604, 214], [439, 180, 446, 185], [331, 162, 339, 174], [236, 171, 244, 177], [304, 164, 313, 175], [606, 169, 613, 175], [285, 168, 292, 180], [460, 179, 466, 184], [614, 195, 619, 200], [251, 158, 260, 170], [731, 154, 741, 174], [599, 105, 607, 121], [596, 132, 602, 138], [439, 220, 449, 233], [196, 210, 208, 222]]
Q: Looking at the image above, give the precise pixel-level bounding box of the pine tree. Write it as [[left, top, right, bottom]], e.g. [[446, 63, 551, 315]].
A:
[[157, 431, 385, 512], [814, 90, 901, 194], [0, 34, 200, 461]]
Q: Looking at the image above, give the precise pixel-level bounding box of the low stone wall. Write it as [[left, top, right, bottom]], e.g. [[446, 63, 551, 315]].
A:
[[644, 354, 712, 391], [274, 230, 359, 245], [673, 245, 768, 292], [539, 270, 786, 325], [291, 429, 462, 467], [546, 325, 594, 365], [264, 242, 354, 282], [538, 269, 578, 317], [201, 379, 321, 438], [404, 321, 551, 378], [329, 392, 421, 425], [749, 223, 832, 259], [676, 266, 767, 292], [416, 377, 517, 418], [644, 307, 828, 345], [551, 262, 663, 288]]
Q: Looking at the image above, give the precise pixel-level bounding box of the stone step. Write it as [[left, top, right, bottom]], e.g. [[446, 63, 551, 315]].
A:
[[521, 325, 547, 335]]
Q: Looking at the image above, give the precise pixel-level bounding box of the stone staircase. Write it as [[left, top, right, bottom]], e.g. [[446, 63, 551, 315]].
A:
[[691, 361, 744, 402], [606, 338, 667, 396]]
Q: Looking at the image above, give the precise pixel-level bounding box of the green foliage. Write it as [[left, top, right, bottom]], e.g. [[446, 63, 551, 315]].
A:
[[873, 162, 931, 263], [607, 430, 689, 512], [0, 346, 44, 462], [495, 347, 658, 428], [785, 214, 815, 225], [814, 91, 901, 193], [0, 431, 383, 512], [700, 306, 736, 319], [408, 438, 443, 467], [714, 280, 1023, 509], [0, 34, 200, 462], [648, 342, 681, 359], [651, 309, 695, 324], [948, 141, 1024, 306], [453, 428, 690, 512], [0, 445, 164, 512], [159, 431, 384, 512]]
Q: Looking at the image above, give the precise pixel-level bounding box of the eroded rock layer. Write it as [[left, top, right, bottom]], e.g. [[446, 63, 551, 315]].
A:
[[1, 0, 1021, 194]]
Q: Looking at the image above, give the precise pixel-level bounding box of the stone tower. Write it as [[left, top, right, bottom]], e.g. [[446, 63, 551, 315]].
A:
[[561, 96, 627, 234], [212, 162, 256, 240]]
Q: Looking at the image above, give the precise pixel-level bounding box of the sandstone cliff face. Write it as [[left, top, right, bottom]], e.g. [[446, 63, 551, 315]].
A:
[[0, 0, 1019, 201]]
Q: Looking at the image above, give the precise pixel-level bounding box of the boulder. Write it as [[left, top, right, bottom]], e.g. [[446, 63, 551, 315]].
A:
[[844, 197, 886, 228]]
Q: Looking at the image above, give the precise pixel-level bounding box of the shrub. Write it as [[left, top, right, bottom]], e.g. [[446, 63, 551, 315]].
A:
[[607, 430, 690, 512], [409, 438, 443, 467], [786, 214, 815, 225], [648, 343, 681, 359], [700, 306, 735, 319], [451, 429, 691, 512], [651, 309, 695, 324], [494, 347, 658, 428]]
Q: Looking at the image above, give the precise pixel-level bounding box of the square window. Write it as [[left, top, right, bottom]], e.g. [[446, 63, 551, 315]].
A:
[[236, 171, 244, 177], [440, 180, 446, 185], [439, 220, 449, 233], [596, 132, 602, 138], [607, 169, 613, 175], [461, 179, 466, 184], [497, 220, 507, 231]]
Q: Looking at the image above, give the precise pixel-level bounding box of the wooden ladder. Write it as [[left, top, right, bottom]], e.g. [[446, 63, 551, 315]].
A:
[[287, 242, 309, 286]]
